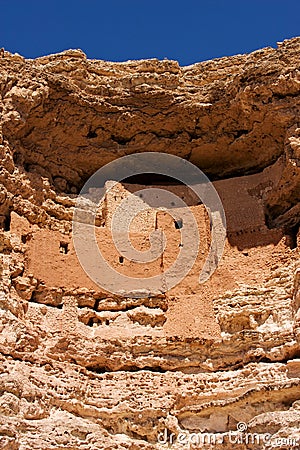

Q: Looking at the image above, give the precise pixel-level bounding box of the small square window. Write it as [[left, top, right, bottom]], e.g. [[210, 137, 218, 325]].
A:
[[60, 241, 69, 254]]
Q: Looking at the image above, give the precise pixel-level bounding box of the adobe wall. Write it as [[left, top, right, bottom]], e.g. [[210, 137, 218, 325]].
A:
[[10, 162, 284, 294], [7, 162, 289, 340]]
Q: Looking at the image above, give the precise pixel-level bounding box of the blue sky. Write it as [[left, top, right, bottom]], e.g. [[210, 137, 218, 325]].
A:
[[0, 0, 299, 65]]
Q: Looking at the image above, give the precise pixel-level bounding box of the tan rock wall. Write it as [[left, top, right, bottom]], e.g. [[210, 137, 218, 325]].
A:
[[0, 40, 299, 449]]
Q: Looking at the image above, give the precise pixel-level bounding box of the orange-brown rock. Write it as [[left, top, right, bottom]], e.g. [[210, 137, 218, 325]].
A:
[[0, 38, 299, 449]]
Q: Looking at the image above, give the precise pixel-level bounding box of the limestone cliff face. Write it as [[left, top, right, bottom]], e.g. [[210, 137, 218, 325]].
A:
[[0, 39, 299, 449]]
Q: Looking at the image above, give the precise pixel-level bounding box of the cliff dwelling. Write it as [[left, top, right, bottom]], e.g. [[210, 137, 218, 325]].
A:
[[0, 38, 300, 448]]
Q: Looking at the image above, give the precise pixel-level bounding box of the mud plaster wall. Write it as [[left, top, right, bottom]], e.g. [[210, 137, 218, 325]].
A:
[[8, 164, 287, 341], [12, 163, 284, 286]]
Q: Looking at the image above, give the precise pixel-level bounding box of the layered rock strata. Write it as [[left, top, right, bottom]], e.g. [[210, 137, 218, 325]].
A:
[[0, 38, 299, 449]]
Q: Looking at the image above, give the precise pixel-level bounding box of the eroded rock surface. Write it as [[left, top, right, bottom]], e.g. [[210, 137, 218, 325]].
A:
[[0, 39, 300, 449]]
